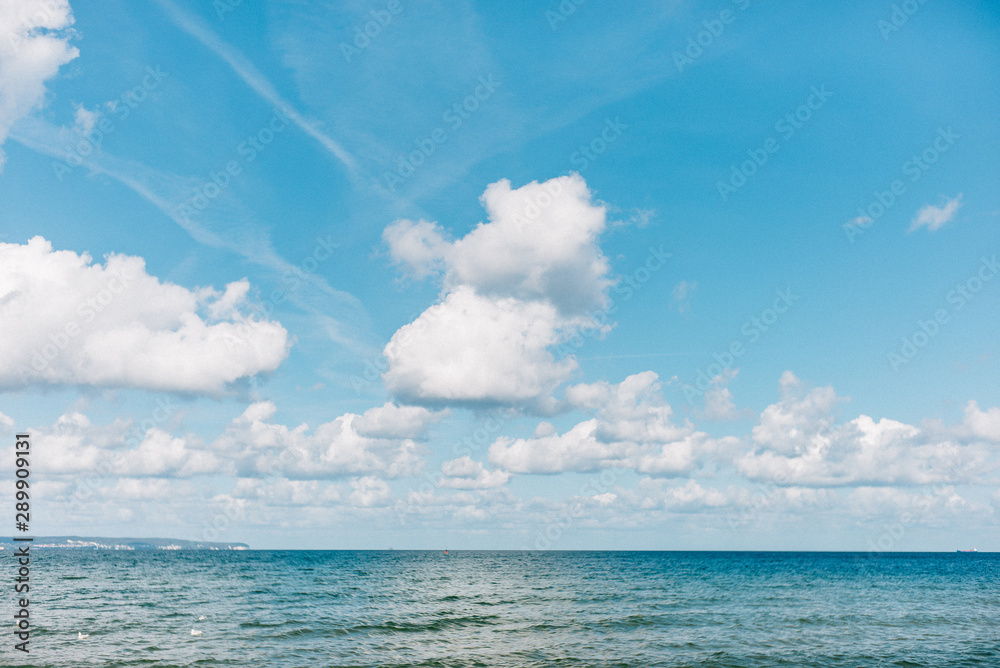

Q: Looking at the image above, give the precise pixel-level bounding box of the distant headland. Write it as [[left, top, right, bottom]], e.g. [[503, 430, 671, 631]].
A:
[[0, 536, 249, 550]]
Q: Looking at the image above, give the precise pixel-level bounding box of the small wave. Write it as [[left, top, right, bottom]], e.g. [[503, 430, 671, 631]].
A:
[[351, 615, 502, 634]]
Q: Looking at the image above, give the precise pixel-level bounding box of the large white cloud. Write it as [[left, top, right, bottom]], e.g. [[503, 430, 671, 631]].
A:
[[381, 219, 449, 280], [489, 371, 734, 475], [381, 175, 613, 408], [23, 411, 125, 475], [446, 177, 611, 314], [352, 402, 446, 439], [10, 410, 219, 479], [9, 400, 439, 499], [438, 455, 511, 489], [114, 428, 221, 477], [961, 400, 1000, 442], [0, 0, 78, 170], [749, 371, 842, 456], [209, 401, 429, 479], [736, 373, 998, 486], [0, 237, 289, 393], [624, 478, 730, 513], [383, 287, 582, 408], [384, 175, 610, 314]]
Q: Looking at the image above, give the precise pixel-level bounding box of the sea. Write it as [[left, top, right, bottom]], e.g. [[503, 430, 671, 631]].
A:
[[5, 550, 998, 667]]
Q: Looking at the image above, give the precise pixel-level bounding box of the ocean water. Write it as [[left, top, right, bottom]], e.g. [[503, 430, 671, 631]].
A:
[[6, 550, 999, 667]]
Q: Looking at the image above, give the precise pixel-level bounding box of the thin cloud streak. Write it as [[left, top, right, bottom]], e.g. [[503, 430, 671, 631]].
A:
[[155, 0, 357, 174], [9, 122, 368, 315]]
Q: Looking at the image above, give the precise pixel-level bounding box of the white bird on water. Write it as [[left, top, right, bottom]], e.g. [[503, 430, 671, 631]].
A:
[[190, 629, 202, 636], [198, 616, 206, 621], [77, 632, 89, 640]]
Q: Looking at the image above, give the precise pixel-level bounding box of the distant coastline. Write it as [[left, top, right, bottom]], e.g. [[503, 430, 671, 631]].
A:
[[0, 536, 248, 551]]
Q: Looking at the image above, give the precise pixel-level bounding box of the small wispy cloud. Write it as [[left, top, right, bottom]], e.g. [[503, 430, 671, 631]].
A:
[[670, 279, 696, 313], [72, 106, 99, 136], [908, 194, 964, 233]]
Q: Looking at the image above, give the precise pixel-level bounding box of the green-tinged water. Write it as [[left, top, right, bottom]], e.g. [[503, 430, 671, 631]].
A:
[[5, 550, 999, 667]]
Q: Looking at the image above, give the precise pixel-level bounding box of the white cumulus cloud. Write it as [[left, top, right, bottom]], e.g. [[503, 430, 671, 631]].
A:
[[961, 400, 1000, 442], [11, 410, 219, 479], [0, 411, 13, 433], [381, 175, 613, 409], [382, 219, 449, 279], [348, 476, 392, 507], [113, 428, 220, 477], [489, 371, 732, 475], [384, 287, 581, 408], [352, 402, 446, 439], [736, 372, 997, 486], [701, 369, 743, 422], [384, 175, 610, 314], [438, 456, 511, 489], [210, 401, 424, 479], [0, 0, 79, 170], [0, 237, 290, 393]]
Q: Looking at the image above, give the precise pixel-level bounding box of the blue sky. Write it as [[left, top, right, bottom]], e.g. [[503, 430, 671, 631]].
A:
[[1, 0, 998, 550]]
